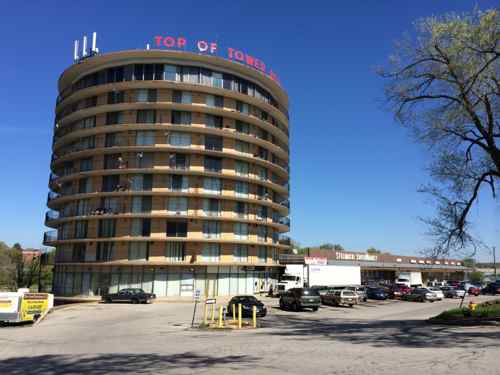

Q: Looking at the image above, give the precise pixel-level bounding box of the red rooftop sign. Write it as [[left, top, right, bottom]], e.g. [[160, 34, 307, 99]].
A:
[[153, 35, 280, 84]]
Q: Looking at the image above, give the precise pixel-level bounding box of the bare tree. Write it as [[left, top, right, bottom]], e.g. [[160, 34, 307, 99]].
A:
[[379, 8, 500, 257]]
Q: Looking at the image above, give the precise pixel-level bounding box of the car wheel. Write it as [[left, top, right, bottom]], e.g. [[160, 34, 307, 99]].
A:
[[349, 304, 353, 308], [131, 298, 139, 304], [312, 307, 319, 312], [105, 297, 112, 303], [292, 302, 299, 312], [279, 299, 285, 310]]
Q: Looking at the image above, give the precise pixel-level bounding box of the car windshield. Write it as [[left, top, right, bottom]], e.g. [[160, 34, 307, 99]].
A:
[[301, 289, 319, 296], [233, 296, 257, 303], [342, 291, 356, 296], [280, 275, 297, 281]]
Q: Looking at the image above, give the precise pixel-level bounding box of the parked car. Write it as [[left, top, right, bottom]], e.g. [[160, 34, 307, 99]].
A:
[[103, 288, 156, 304], [426, 287, 444, 300], [366, 287, 388, 300], [389, 284, 412, 299], [310, 285, 331, 297], [402, 288, 438, 302], [279, 288, 321, 312], [322, 290, 358, 307], [344, 286, 367, 302], [227, 295, 267, 317], [441, 286, 466, 298], [482, 282, 500, 295]]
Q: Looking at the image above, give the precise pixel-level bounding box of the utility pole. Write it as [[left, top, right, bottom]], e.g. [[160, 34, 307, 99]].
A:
[[493, 246, 497, 280]]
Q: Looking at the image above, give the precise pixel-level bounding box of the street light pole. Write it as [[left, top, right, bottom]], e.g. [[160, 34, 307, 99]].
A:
[[493, 246, 497, 280]]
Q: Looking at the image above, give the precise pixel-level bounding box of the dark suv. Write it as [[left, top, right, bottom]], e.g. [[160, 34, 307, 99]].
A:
[[482, 282, 500, 295], [103, 288, 156, 304], [279, 288, 321, 312]]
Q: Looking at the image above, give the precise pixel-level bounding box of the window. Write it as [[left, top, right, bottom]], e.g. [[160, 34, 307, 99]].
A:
[[256, 185, 268, 200], [171, 111, 191, 125], [235, 181, 249, 197], [98, 219, 116, 237], [105, 133, 120, 147], [106, 111, 124, 125], [257, 246, 267, 263], [167, 197, 188, 215], [169, 132, 191, 147], [74, 221, 88, 239], [129, 242, 149, 260], [137, 89, 157, 102], [79, 157, 93, 172], [130, 174, 153, 191], [233, 245, 248, 262], [256, 205, 268, 220], [203, 177, 221, 195], [235, 140, 250, 154], [81, 116, 96, 129], [235, 120, 250, 134], [131, 218, 151, 237], [203, 221, 220, 239], [101, 197, 120, 214], [72, 244, 86, 262], [137, 109, 156, 124], [76, 199, 90, 216], [203, 199, 220, 216], [137, 152, 153, 168], [212, 72, 223, 88], [206, 94, 223, 108], [78, 178, 91, 193], [202, 243, 220, 262], [182, 66, 199, 84], [169, 154, 189, 170], [102, 175, 120, 192], [165, 242, 185, 262], [166, 220, 188, 237], [131, 196, 152, 213], [258, 146, 268, 160], [173, 90, 192, 104], [235, 201, 247, 218], [136, 131, 155, 146], [164, 64, 179, 81], [235, 161, 249, 176], [258, 167, 268, 181], [205, 135, 223, 151], [96, 242, 114, 261], [200, 68, 212, 86], [169, 175, 189, 192], [104, 154, 121, 169], [257, 225, 267, 242], [108, 91, 124, 104], [272, 248, 279, 263], [205, 114, 223, 129], [234, 223, 248, 240], [204, 157, 222, 173], [236, 101, 249, 114]]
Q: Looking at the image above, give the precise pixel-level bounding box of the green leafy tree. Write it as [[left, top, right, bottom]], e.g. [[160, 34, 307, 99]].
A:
[[380, 8, 500, 257], [462, 258, 476, 268], [366, 247, 382, 255], [469, 270, 484, 283]]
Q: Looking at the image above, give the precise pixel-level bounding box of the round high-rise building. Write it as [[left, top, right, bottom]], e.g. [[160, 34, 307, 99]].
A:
[[44, 49, 290, 298]]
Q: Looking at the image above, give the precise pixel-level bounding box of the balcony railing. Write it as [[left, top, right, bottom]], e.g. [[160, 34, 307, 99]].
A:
[[45, 210, 60, 221]]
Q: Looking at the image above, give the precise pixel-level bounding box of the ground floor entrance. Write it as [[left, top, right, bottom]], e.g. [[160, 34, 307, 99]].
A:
[[53, 265, 281, 298]]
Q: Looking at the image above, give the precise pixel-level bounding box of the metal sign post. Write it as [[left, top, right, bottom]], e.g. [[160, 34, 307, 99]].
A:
[[191, 289, 201, 327]]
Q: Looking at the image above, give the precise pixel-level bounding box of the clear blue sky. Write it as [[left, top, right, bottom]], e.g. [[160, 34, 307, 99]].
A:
[[0, 1, 498, 260]]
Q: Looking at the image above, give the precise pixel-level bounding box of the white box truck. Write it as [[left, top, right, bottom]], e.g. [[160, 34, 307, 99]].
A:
[[396, 272, 423, 287], [275, 264, 361, 295]]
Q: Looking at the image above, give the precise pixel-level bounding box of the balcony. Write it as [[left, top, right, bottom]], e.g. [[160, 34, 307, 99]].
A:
[[45, 210, 60, 222], [278, 234, 291, 246], [43, 230, 58, 244], [47, 191, 61, 204]]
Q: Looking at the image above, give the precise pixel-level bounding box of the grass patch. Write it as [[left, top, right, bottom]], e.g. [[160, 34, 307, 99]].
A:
[[432, 299, 500, 320]]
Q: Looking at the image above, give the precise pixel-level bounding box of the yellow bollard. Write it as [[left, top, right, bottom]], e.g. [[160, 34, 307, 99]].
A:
[[238, 303, 242, 329], [218, 305, 223, 328], [252, 305, 257, 328], [211, 303, 215, 322], [232, 304, 236, 321], [203, 304, 208, 325]]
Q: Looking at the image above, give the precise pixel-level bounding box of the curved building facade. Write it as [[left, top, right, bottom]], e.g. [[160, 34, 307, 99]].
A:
[[44, 50, 290, 298]]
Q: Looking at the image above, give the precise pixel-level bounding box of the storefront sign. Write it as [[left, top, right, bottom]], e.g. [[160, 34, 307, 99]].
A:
[[304, 257, 328, 265], [153, 35, 280, 83], [335, 252, 377, 262]]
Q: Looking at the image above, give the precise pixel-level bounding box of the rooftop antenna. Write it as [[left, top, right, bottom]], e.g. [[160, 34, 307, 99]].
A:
[[73, 40, 79, 61], [91, 32, 97, 54], [82, 35, 88, 57]]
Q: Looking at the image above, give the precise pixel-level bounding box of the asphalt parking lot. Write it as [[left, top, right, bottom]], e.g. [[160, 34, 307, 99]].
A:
[[1, 295, 499, 375]]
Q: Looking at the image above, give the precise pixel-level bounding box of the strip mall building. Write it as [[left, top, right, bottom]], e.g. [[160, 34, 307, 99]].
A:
[[281, 249, 469, 285]]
